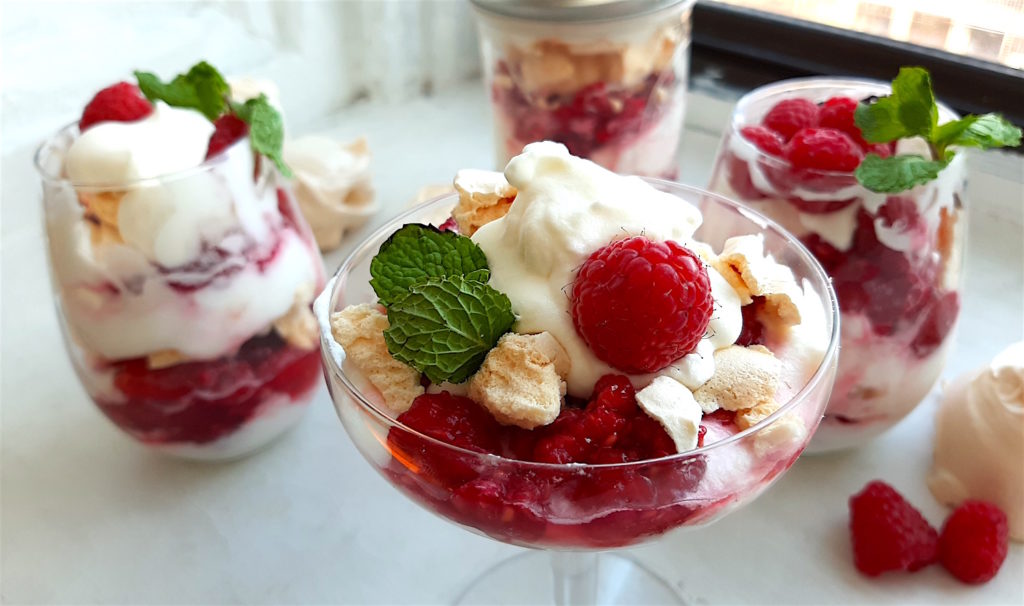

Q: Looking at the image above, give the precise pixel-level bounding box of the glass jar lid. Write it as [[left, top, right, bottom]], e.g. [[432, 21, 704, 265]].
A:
[[470, 0, 693, 23]]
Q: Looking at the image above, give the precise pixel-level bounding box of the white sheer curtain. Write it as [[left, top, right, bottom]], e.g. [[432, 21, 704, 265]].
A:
[[1, 0, 481, 152]]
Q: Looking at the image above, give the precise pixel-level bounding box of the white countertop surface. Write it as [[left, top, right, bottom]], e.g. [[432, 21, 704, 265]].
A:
[[2, 82, 1022, 605]]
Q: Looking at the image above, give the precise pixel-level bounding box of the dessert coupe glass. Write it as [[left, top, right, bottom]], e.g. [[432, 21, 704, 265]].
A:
[[36, 124, 325, 461], [708, 77, 966, 453], [315, 181, 840, 604]]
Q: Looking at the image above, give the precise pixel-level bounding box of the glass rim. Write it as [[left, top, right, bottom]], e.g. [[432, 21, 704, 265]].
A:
[[316, 180, 841, 471], [33, 120, 245, 192], [728, 76, 960, 179], [470, 0, 696, 24]]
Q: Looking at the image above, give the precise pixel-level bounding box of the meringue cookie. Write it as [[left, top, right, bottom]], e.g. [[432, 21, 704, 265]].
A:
[[283, 136, 377, 251], [928, 341, 1024, 541]]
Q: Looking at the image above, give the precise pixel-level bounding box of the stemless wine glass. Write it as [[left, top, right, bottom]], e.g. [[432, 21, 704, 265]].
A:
[[707, 78, 966, 452], [35, 123, 325, 460], [315, 183, 839, 604]]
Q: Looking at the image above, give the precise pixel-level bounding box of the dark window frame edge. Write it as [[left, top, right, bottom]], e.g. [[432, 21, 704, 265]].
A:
[[691, 2, 1024, 133]]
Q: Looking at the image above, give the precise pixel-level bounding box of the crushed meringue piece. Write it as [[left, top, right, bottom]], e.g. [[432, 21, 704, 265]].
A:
[[413, 184, 456, 205], [79, 191, 123, 228], [694, 345, 781, 413], [735, 400, 781, 430], [452, 169, 516, 236], [751, 414, 807, 457], [714, 234, 802, 327], [284, 136, 377, 251], [468, 332, 570, 429], [273, 282, 318, 350], [330, 303, 423, 413], [147, 349, 189, 370], [88, 220, 124, 247], [504, 28, 678, 97], [635, 376, 703, 453]]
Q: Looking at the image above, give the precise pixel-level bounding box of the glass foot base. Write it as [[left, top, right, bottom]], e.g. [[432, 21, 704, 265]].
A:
[[454, 551, 682, 605]]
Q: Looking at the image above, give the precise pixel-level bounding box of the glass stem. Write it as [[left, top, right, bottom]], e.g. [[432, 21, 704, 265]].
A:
[[551, 551, 598, 606]]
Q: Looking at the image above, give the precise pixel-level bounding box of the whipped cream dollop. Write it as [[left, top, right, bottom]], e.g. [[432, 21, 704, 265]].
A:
[[65, 103, 214, 185], [472, 142, 742, 396], [928, 341, 1024, 541]]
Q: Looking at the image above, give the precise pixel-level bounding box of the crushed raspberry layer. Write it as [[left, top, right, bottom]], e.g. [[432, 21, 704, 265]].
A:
[[492, 63, 676, 161], [384, 375, 734, 548], [96, 331, 320, 445]]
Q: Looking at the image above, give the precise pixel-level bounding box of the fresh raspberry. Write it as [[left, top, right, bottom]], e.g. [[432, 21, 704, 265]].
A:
[[79, 82, 153, 131], [725, 154, 768, 200], [849, 481, 939, 576], [740, 126, 785, 156], [938, 500, 1009, 584], [911, 291, 960, 358], [865, 143, 894, 158], [437, 217, 459, 233], [736, 297, 767, 347], [571, 237, 714, 374], [206, 114, 249, 158], [762, 98, 819, 141], [817, 96, 869, 146], [590, 374, 637, 416], [785, 128, 864, 172]]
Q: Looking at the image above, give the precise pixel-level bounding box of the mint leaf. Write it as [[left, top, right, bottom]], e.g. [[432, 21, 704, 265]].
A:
[[855, 153, 950, 193], [934, 113, 1022, 150], [891, 67, 938, 139], [383, 276, 515, 384], [232, 95, 290, 177], [134, 61, 230, 121], [855, 96, 908, 143], [854, 66, 937, 143], [370, 224, 490, 307]]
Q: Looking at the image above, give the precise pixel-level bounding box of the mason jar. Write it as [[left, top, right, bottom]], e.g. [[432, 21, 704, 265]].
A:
[[471, 0, 696, 177]]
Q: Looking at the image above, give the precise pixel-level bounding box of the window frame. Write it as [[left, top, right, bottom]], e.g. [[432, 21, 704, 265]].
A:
[[691, 1, 1024, 130]]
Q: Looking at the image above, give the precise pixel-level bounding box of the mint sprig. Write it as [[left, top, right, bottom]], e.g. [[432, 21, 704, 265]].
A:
[[855, 154, 948, 194], [369, 222, 516, 383], [384, 275, 515, 384], [854, 67, 1021, 193], [135, 62, 230, 121], [231, 95, 290, 176], [134, 61, 291, 176], [370, 224, 490, 307]]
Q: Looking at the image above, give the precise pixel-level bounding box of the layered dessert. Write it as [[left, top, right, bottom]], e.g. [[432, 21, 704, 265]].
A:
[[323, 142, 836, 548], [473, 1, 692, 177], [929, 341, 1023, 542], [36, 63, 324, 459], [709, 71, 1020, 451]]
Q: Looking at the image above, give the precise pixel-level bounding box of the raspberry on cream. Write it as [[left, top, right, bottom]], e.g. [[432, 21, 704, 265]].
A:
[[66, 103, 215, 185], [472, 142, 739, 396]]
